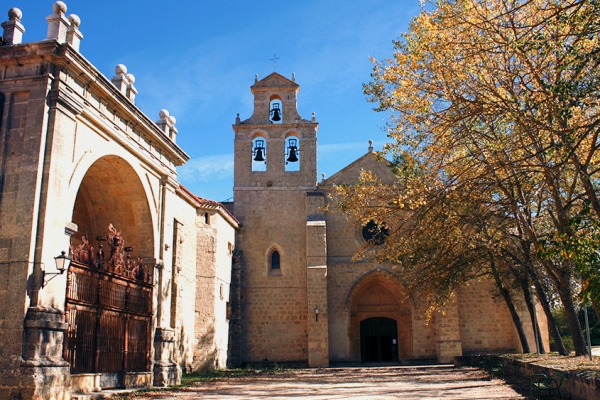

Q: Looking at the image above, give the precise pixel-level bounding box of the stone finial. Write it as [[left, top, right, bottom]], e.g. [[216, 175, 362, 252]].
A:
[[111, 64, 137, 102], [235, 113, 240, 124], [156, 109, 178, 142], [46, 1, 70, 43], [2, 7, 25, 45], [292, 72, 296, 82], [53, 1, 67, 14], [368, 140, 374, 153], [66, 13, 83, 51], [322, 173, 326, 182], [311, 112, 316, 122], [255, 74, 258, 83], [126, 73, 138, 102]]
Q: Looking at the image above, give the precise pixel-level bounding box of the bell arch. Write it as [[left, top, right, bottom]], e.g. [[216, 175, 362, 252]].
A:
[[346, 269, 413, 362]]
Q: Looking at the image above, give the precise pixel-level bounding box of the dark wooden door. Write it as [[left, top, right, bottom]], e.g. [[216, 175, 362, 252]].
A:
[[360, 317, 399, 362]]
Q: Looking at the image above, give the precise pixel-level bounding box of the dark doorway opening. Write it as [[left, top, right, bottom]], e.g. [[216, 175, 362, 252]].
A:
[[360, 317, 399, 363]]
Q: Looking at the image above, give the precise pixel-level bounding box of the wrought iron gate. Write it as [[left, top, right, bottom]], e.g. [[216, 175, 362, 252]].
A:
[[63, 225, 153, 375]]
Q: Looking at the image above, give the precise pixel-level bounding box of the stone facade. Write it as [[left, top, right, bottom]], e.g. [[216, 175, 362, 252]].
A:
[[229, 72, 550, 367], [0, 2, 550, 398], [0, 3, 238, 398]]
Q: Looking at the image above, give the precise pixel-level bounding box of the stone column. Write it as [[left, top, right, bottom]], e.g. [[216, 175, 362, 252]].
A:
[[153, 176, 182, 386], [20, 306, 71, 399], [435, 293, 463, 364], [305, 192, 329, 367]]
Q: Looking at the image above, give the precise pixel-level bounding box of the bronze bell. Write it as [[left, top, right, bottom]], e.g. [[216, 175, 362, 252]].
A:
[[270, 104, 281, 122], [254, 148, 265, 162], [286, 138, 299, 163], [253, 139, 266, 162], [286, 148, 298, 163]]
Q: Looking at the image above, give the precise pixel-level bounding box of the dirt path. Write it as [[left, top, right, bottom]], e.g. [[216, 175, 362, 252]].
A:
[[129, 366, 527, 399]]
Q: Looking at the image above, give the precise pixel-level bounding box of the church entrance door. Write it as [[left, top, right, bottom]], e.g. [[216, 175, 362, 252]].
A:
[[360, 317, 399, 363]]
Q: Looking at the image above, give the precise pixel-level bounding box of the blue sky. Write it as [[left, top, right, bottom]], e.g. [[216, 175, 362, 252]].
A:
[[14, 1, 420, 201]]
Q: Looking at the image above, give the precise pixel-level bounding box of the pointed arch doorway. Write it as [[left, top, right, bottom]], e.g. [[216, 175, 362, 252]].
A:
[[347, 270, 413, 363]]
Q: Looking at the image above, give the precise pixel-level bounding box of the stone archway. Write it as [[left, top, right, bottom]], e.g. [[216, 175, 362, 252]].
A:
[[347, 270, 412, 362], [71, 155, 154, 258], [66, 155, 155, 386]]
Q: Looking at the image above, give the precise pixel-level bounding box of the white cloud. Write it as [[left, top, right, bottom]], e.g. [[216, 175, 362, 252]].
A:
[[177, 154, 234, 183]]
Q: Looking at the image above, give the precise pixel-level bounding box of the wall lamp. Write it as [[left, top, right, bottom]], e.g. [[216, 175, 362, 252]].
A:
[[314, 306, 320, 322], [42, 251, 72, 287]]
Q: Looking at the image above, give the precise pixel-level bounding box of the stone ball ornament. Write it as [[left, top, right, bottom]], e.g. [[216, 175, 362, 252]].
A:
[[115, 64, 127, 75], [68, 14, 80, 27], [53, 1, 67, 14], [8, 7, 22, 20], [159, 109, 170, 120]]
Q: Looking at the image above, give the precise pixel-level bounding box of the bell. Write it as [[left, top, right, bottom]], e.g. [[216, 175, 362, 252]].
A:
[[253, 148, 265, 162], [286, 148, 298, 163], [270, 103, 282, 122], [271, 107, 281, 122]]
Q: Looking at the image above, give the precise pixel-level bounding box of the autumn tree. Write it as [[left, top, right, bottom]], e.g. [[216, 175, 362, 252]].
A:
[[351, 0, 600, 355]]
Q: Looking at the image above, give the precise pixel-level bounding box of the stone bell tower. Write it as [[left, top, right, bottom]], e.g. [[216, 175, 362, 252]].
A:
[[232, 72, 328, 367]]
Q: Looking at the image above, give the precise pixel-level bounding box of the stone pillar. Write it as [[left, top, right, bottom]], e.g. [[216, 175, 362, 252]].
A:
[[111, 64, 137, 103], [153, 327, 181, 387], [435, 293, 463, 364], [20, 306, 71, 400], [2, 7, 25, 45], [227, 251, 243, 368], [305, 191, 329, 367], [65, 14, 83, 51], [46, 1, 70, 44]]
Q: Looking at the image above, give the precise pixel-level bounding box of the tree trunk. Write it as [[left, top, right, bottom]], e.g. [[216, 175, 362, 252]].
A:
[[489, 254, 530, 353], [556, 278, 589, 356], [532, 279, 568, 356], [521, 279, 545, 354]]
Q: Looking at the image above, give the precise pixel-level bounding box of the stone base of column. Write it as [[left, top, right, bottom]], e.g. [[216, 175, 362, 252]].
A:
[[153, 327, 181, 387], [437, 340, 463, 364], [15, 306, 72, 399]]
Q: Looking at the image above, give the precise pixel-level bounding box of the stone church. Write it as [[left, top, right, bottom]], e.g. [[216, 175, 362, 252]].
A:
[[0, 2, 547, 399]]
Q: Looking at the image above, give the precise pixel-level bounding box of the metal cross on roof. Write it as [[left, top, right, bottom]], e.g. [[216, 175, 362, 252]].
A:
[[270, 55, 280, 72]]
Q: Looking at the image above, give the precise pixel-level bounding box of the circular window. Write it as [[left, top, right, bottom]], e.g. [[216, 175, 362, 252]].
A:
[[362, 220, 389, 245]]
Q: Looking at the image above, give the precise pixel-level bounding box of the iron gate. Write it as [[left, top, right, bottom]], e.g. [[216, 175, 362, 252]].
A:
[[63, 225, 153, 375]]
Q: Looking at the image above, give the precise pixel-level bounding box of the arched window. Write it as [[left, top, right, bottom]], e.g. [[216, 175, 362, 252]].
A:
[[284, 136, 300, 172], [252, 137, 267, 172], [269, 99, 282, 124], [271, 250, 280, 270]]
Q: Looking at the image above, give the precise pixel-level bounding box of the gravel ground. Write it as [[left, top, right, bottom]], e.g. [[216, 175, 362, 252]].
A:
[[125, 365, 528, 399]]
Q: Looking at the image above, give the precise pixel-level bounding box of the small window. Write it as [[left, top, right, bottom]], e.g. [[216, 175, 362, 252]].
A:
[[204, 212, 210, 224], [220, 284, 224, 299], [271, 251, 280, 269], [226, 301, 231, 321], [228, 242, 233, 255]]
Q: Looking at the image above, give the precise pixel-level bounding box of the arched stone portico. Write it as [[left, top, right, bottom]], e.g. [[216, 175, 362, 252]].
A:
[[346, 270, 413, 362]]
